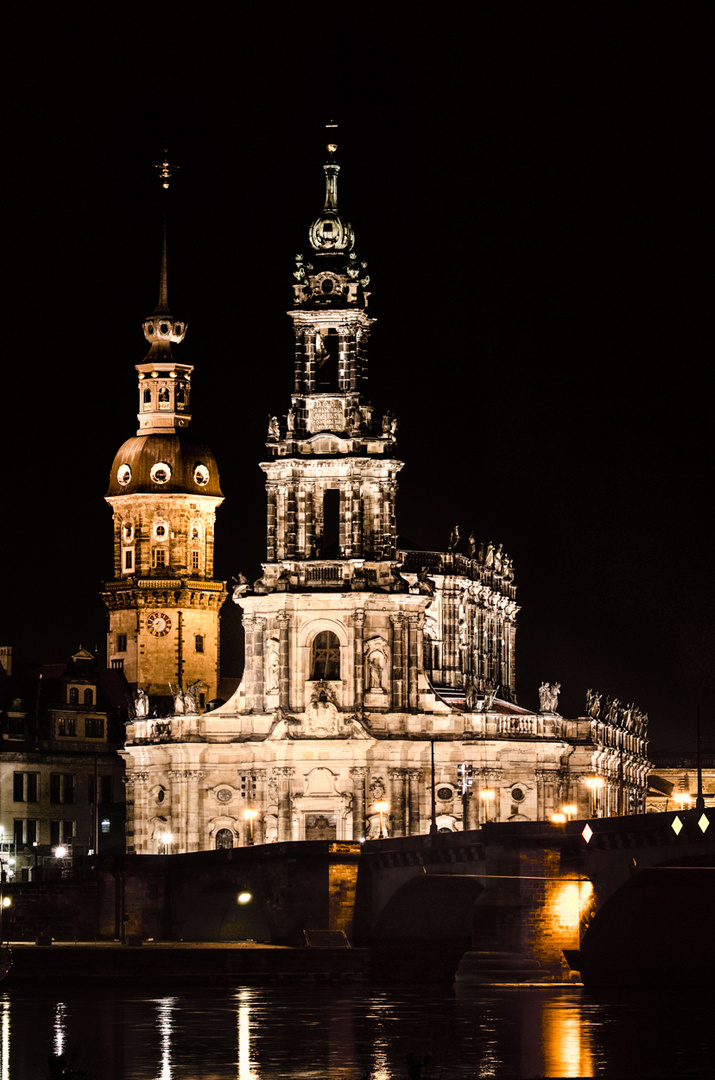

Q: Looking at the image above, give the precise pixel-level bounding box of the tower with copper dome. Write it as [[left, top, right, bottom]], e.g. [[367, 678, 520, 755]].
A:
[[102, 165, 226, 705]]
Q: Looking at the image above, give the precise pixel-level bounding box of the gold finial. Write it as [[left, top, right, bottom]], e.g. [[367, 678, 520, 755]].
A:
[[326, 120, 338, 155], [155, 149, 179, 190]]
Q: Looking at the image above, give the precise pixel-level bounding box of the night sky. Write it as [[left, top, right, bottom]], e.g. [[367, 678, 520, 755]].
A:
[[3, 9, 712, 749]]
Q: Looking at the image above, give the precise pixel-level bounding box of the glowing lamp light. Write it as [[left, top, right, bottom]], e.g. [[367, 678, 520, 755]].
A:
[[54, 846, 68, 860], [562, 804, 577, 820], [244, 808, 258, 845], [585, 776, 604, 789], [374, 800, 389, 838], [237, 892, 252, 905], [160, 831, 173, 847], [675, 793, 692, 810], [551, 812, 567, 825], [1, 897, 11, 909]]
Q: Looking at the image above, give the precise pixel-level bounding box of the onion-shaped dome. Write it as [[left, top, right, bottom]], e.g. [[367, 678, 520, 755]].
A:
[[106, 432, 222, 498]]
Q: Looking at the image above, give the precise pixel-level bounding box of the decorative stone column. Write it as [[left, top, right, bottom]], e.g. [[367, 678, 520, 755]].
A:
[[266, 487, 277, 562], [536, 768, 559, 820], [407, 769, 423, 835], [242, 616, 256, 710], [277, 613, 290, 710], [126, 771, 148, 853], [253, 769, 266, 845], [389, 768, 407, 836], [185, 770, 203, 851], [407, 614, 421, 711], [168, 768, 187, 850], [352, 611, 365, 711], [275, 766, 294, 841], [350, 766, 368, 840], [390, 613, 404, 710], [253, 617, 265, 712]]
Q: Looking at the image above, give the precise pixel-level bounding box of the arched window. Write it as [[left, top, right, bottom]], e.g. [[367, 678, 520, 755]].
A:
[[83, 688, 94, 705], [69, 687, 79, 704], [215, 828, 234, 850], [311, 631, 340, 680]]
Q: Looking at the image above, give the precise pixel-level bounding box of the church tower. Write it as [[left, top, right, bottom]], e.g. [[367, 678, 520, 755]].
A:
[[238, 133, 429, 721], [102, 164, 226, 705]]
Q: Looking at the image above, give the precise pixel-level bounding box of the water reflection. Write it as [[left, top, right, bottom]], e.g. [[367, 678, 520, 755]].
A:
[[155, 997, 176, 1080], [236, 989, 256, 1080], [1, 999, 9, 1080], [0, 982, 710, 1078]]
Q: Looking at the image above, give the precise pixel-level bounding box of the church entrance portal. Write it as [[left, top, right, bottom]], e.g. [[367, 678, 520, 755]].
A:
[[305, 813, 337, 841]]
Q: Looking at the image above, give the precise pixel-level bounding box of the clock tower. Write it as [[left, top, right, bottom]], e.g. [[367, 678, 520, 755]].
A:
[[102, 168, 226, 706]]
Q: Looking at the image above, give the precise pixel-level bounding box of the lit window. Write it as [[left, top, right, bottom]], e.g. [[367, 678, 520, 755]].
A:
[[58, 717, 77, 737], [68, 687, 79, 705]]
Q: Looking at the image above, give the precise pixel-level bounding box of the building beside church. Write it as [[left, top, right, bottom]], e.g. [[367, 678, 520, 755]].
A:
[[117, 140, 650, 853], [0, 647, 126, 879]]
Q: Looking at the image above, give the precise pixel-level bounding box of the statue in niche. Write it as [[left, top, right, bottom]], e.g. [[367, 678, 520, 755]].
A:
[[448, 525, 460, 552], [266, 639, 279, 693], [231, 572, 251, 603], [267, 415, 280, 441], [368, 651, 384, 690], [364, 637, 389, 693], [286, 408, 295, 434], [539, 681, 561, 714], [134, 688, 149, 718]]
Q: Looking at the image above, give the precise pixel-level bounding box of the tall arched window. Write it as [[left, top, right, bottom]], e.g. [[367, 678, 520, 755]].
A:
[[69, 687, 79, 704], [83, 688, 94, 705], [215, 828, 234, 850], [311, 631, 340, 680]]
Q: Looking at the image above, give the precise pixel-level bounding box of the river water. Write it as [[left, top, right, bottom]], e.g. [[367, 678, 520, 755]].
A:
[[1, 982, 712, 1079]]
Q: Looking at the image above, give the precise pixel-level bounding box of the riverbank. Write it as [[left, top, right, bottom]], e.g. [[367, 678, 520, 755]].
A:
[[2, 940, 371, 982]]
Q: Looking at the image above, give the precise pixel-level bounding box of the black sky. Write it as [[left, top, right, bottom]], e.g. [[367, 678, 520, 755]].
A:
[[3, 8, 712, 748]]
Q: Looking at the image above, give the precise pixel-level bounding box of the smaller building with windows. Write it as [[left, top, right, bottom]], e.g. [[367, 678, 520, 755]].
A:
[[0, 647, 127, 880]]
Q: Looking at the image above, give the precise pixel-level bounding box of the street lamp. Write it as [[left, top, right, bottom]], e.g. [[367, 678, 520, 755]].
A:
[[244, 808, 258, 846], [479, 788, 494, 823], [160, 831, 173, 854], [585, 776, 605, 817], [374, 800, 389, 839], [674, 792, 692, 811], [562, 804, 577, 821]]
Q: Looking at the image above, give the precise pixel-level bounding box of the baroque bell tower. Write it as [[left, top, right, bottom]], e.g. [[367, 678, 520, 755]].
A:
[[102, 158, 227, 706]]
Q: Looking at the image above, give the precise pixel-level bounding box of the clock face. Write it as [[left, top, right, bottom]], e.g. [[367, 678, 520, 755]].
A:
[[147, 611, 172, 637]]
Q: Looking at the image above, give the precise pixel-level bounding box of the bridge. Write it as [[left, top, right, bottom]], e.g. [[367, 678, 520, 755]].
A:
[[7, 809, 713, 985]]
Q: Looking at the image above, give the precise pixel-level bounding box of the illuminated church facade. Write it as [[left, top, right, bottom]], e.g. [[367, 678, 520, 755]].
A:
[[114, 143, 650, 853]]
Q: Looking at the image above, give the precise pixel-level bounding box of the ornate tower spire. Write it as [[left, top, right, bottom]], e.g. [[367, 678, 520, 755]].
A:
[[103, 156, 226, 702], [308, 124, 355, 253], [137, 153, 191, 435]]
